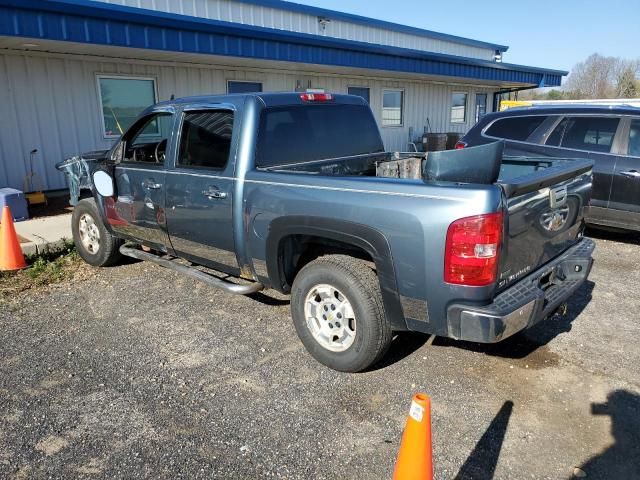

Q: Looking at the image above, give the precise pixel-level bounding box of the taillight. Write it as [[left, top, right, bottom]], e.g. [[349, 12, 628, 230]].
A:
[[454, 141, 467, 149], [299, 93, 333, 102], [444, 212, 503, 286]]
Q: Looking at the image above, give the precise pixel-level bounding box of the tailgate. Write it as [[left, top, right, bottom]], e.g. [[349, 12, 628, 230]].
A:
[[496, 157, 593, 291]]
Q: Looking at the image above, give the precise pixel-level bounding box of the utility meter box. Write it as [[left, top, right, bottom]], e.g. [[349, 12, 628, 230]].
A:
[[0, 188, 29, 221]]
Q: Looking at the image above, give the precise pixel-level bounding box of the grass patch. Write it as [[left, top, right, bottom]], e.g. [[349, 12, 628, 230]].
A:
[[0, 240, 94, 304]]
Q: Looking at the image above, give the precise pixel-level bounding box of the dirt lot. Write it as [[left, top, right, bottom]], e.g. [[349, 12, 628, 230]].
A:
[[1, 230, 639, 479]]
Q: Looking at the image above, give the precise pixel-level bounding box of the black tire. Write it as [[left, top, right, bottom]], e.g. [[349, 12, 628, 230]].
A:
[[290, 255, 393, 372], [71, 198, 123, 267]]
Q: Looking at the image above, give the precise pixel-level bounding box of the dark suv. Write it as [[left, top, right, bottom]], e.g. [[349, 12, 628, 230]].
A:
[[459, 105, 640, 232]]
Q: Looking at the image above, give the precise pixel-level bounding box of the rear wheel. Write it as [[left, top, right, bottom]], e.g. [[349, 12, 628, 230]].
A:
[[290, 255, 392, 372], [72, 198, 123, 267]]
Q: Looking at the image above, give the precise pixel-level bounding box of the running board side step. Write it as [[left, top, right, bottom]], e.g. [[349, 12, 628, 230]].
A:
[[119, 245, 264, 295]]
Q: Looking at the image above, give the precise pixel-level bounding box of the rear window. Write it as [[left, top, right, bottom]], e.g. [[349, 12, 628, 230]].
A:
[[256, 104, 384, 168], [484, 116, 548, 142], [546, 116, 620, 153]]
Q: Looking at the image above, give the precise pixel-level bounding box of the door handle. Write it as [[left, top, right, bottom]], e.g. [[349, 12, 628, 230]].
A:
[[203, 187, 227, 199], [142, 180, 162, 189], [620, 170, 640, 179]]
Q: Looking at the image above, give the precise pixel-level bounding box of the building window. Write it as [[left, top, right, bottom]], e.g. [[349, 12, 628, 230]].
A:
[[382, 89, 403, 127], [348, 86, 370, 104], [97, 76, 157, 138], [475, 93, 488, 123], [227, 81, 263, 94], [451, 92, 468, 124]]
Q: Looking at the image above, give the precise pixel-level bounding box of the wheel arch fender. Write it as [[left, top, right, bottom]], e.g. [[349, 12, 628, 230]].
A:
[[265, 216, 407, 331]]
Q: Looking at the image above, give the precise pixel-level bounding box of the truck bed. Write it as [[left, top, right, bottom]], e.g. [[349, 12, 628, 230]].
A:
[[259, 150, 592, 199], [258, 147, 593, 293]]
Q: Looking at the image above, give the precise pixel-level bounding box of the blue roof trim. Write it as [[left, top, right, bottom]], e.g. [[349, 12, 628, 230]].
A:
[[225, 0, 510, 53], [0, 0, 567, 86]]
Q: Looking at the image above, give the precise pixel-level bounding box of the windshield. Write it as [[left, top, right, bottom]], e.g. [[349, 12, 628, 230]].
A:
[[256, 104, 384, 168]]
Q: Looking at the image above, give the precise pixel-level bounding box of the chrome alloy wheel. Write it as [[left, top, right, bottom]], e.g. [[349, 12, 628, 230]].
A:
[[304, 284, 357, 352], [78, 213, 101, 254]]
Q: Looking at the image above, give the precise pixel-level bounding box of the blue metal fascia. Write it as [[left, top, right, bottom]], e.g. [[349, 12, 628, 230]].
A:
[[0, 0, 566, 86], [217, 0, 510, 53]]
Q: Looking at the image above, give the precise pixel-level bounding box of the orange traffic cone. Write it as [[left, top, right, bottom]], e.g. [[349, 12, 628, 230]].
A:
[[393, 393, 433, 480], [0, 205, 27, 271]]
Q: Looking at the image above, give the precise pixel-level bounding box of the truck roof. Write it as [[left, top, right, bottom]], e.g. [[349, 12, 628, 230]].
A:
[[155, 92, 368, 108]]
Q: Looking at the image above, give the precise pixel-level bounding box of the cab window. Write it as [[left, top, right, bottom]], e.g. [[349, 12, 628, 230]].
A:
[[122, 112, 173, 163]]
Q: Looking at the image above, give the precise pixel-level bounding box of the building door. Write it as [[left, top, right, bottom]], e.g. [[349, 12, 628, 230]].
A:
[[164, 108, 239, 273], [475, 93, 488, 123]]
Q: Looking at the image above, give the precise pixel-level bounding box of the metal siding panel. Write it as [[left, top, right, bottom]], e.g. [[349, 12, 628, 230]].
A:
[[90, 0, 498, 60], [0, 55, 22, 189]]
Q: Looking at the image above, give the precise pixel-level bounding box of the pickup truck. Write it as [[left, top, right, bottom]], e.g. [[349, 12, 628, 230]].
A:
[[57, 92, 595, 372]]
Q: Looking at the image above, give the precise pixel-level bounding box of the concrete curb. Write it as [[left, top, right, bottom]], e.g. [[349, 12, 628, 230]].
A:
[[20, 237, 71, 256], [15, 213, 73, 257]]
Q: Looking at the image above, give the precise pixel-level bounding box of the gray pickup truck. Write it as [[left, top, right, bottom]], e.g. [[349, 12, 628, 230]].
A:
[[58, 92, 595, 372]]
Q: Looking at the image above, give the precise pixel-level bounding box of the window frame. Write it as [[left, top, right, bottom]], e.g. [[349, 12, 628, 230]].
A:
[[450, 92, 469, 124], [173, 105, 237, 173], [96, 74, 159, 140], [226, 80, 263, 94], [347, 86, 371, 104], [381, 88, 404, 128]]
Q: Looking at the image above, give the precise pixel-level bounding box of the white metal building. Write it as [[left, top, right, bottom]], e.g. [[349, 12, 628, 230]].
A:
[[0, 0, 567, 191]]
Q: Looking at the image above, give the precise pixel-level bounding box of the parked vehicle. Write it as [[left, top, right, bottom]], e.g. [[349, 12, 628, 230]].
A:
[[58, 92, 595, 372], [458, 105, 640, 232]]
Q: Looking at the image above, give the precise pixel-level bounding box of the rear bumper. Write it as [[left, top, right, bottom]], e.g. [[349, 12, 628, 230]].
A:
[[446, 238, 595, 343]]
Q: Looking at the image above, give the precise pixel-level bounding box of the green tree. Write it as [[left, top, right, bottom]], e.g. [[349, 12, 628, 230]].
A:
[[546, 89, 565, 100], [616, 67, 639, 98]]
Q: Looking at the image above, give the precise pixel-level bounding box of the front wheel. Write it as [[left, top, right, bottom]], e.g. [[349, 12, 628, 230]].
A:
[[290, 255, 392, 372], [72, 198, 123, 267]]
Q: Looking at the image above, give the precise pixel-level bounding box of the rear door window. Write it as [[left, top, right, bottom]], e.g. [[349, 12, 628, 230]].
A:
[[484, 116, 548, 142], [627, 119, 640, 156], [546, 116, 620, 153], [177, 110, 234, 170], [256, 104, 383, 168]]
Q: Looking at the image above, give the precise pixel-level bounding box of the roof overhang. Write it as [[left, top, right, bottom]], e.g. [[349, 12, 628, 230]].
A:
[[220, 0, 511, 53], [0, 0, 568, 88]]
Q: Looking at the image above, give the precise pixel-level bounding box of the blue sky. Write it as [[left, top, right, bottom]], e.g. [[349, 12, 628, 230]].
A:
[[295, 0, 638, 73]]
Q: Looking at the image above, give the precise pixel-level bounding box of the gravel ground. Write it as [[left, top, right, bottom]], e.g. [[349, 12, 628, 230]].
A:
[[1, 231, 639, 479]]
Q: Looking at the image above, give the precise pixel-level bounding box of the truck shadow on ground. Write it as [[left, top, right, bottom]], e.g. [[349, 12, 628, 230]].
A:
[[573, 390, 640, 479], [370, 332, 432, 370], [247, 291, 290, 306], [455, 400, 514, 480], [432, 280, 595, 361]]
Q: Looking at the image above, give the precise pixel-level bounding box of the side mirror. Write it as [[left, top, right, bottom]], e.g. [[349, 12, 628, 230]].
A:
[[110, 141, 124, 164], [93, 170, 115, 197]]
